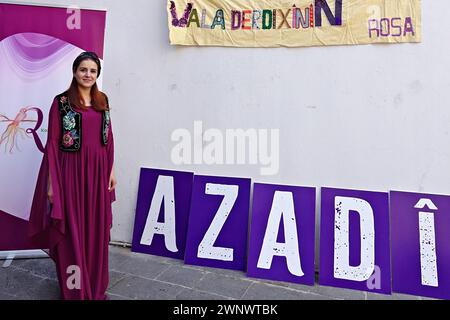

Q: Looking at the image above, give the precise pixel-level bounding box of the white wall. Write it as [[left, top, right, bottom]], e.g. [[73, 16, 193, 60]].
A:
[[11, 0, 450, 244]]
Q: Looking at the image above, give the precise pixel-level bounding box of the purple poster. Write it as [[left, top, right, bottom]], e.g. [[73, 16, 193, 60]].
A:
[[247, 183, 316, 285], [0, 3, 106, 250], [131, 168, 194, 260], [184, 175, 251, 271], [391, 191, 450, 300], [319, 188, 391, 294]]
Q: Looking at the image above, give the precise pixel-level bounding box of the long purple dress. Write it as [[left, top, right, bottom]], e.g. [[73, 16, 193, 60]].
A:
[[28, 96, 116, 300]]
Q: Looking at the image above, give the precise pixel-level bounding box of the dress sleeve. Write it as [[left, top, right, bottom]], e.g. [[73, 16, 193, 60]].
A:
[[107, 115, 116, 203], [28, 97, 66, 250]]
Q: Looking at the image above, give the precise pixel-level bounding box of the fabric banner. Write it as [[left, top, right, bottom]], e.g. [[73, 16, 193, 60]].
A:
[[0, 3, 106, 250], [168, 0, 422, 47]]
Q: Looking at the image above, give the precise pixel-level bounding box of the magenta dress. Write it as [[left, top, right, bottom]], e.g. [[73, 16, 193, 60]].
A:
[[28, 97, 116, 300]]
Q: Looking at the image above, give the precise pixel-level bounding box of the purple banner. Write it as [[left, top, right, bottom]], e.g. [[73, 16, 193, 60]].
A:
[[247, 183, 316, 285], [184, 175, 251, 271], [0, 3, 106, 58], [0, 3, 106, 250], [131, 168, 194, 260], [319, 188, 391, 294], [391, 191, 450, 300]]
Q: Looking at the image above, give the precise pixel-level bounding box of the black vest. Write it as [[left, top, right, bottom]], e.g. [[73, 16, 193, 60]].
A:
[[56, 92, 110, 152]]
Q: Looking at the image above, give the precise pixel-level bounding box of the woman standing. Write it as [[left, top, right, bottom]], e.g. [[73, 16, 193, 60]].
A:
[[29, 51, 117, 300]]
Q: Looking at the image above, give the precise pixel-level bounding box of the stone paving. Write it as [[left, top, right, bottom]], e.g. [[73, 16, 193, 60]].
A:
[[0, 245, 435, 300]]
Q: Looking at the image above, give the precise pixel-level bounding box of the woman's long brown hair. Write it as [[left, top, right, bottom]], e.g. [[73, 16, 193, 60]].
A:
[[67, 56, 109, 112]]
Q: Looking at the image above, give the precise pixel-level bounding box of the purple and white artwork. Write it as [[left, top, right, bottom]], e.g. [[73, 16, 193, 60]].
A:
[[247, 183, 316, 285], [129, 166, 450, 300], [0, 32, 96, 222], [391, 191, 450, 300], [319, 188, 391, 294], [184, 175, 251, 271], [131, 168, 194, 260]]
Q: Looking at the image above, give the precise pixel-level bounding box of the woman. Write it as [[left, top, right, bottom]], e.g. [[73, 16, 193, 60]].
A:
[[28, 51, 117, 300]]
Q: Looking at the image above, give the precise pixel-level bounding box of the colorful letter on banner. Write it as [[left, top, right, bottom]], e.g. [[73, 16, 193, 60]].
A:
[[131, 168, 194, 260], [319, 188, 391, 294], [168, 0, 422, 47], [247, 183, 316, 285], [391, 191, 450, 300], [184, 175, 251, 271]]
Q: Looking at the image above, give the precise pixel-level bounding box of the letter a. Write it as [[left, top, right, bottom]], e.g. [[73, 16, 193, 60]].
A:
[[66, 265, 81, 290], [140, 176, 178, 252], [257, 191, 304, 277], [66, 7, 81, 30]]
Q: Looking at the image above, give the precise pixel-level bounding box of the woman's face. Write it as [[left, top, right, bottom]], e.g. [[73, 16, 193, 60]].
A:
[[74, 59, 98, 89]]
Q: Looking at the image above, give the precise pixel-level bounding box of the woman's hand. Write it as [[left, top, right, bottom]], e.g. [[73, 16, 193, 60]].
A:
[[108, 167, 117, 192], [47, 174, 53, 203]]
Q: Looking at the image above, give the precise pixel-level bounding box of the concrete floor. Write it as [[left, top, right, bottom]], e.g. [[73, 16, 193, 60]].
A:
[[0, 245, 435, 300]]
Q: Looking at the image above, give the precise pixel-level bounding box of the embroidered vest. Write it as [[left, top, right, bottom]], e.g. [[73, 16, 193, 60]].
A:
[[56, 92, 110, 152]]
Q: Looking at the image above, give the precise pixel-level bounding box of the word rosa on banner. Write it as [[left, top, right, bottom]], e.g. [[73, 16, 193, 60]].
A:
[[167, 0, 422, 47], [132, 168, 450, 300]]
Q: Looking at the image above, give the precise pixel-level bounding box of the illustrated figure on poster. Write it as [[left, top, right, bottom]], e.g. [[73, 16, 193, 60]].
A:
[[28, 51, 117, 300], [0, 107, 44, 154]]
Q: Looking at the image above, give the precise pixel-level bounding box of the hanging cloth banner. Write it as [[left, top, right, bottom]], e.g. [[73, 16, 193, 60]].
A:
[[168, 0, 422, 47]]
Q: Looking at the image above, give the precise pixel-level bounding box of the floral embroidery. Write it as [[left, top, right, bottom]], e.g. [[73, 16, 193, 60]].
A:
[[63, 111, 76, 131], [103, 111, 110, 144], [104, 124, 109, 141], [58, 93, 109, 150], [62, 130, 79, 147]]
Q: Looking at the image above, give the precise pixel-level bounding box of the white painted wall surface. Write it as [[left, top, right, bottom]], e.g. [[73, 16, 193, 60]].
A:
[[8, 0, 450, 245]]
